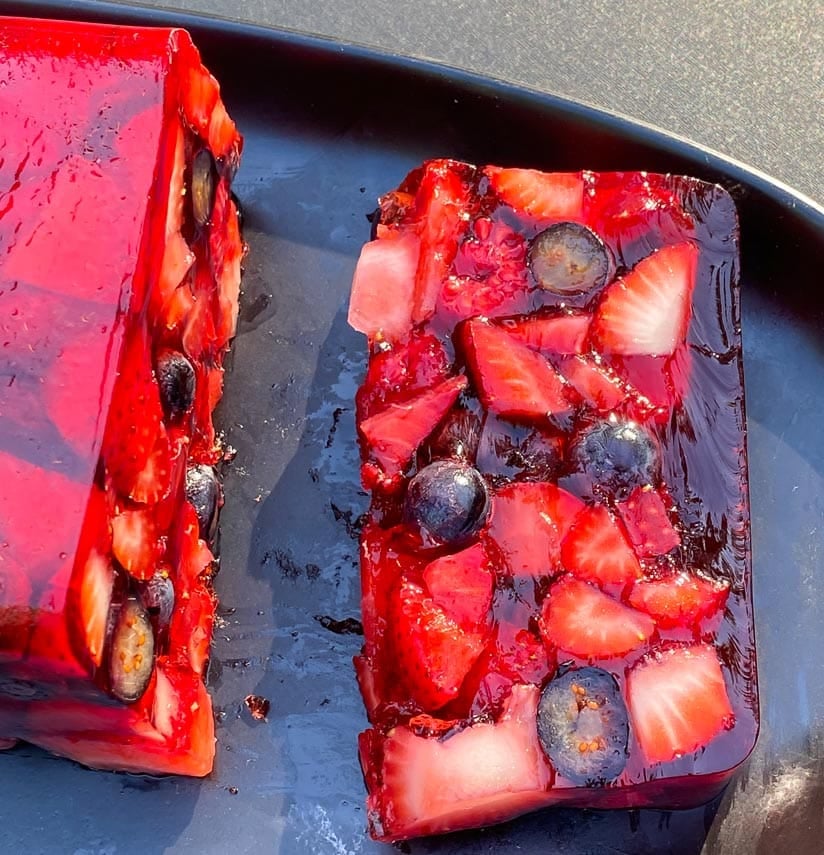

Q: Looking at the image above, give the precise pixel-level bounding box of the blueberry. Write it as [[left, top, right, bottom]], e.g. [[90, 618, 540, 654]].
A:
[[139, 572, 175, 633], [537, 666, 629, 784], [419, 406, 482, 466], [404, 460, 490, 546], [569, 418, 659, 500], [191, 148, 218, 227], [185, 464, 222, 543], [528, 222, 611, 294], [108, 597, 155, 704], [156, 350, 196, 420]]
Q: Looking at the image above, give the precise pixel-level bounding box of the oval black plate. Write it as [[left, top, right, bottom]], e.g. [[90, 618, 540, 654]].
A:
[[1, 3, 823, 854]]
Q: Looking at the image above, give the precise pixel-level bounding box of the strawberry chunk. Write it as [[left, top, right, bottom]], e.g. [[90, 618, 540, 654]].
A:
[[560, 504, 643, 586], [543, 485, 587, 542], [540, 576, 654, 658], [75, 550, 114, 669], [357, 331, 450, 419], [102, 327, 165, 499], [591, 242, 699, 356], [168, 584, 215, 675], [628, 572, 730, 628], [128, 428, 174, 505], [615, 486, 681, 558], [462, 320, 572, 425], [111, 508, 162, 581], [413, 161, 473, 323], [422, 542, 495, 630], [584, 172, 694, 254], [359, 374, 467, 475], [364, 685, 553, 842], [557, 354, 628, 412], [348, 231, 420, 342], [626, 645, 734, 764], [486, 167, 584, 221], [487, 482, 566, 577], [503, 313, 591, 356], [390, 576, 488, 710]]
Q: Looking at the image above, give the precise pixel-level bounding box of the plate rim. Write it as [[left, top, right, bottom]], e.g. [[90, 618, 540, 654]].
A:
[[6, 0, 823, 225]]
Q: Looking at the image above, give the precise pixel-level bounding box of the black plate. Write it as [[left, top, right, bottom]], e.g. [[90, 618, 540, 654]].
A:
[[2, 3, 823, 853]]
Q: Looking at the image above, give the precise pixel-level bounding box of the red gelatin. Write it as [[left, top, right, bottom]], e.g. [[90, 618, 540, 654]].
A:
[[0, 18, 243, 776], [349, 161, 757, 841]]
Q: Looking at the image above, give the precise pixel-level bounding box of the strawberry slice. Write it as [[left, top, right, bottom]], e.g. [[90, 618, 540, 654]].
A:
[[128, 428, 174, 505], [543, 485, 587, 542], [75, 550, 115, 668], [557, 354, 628, 412], [628, 572, 730, 628], [359, 375, 467, 475], [168, 583, 215, 675], [348, 231, 420, 343], [111, 508, 162, 581], [591, 242, 699, 356], [615, 486, 681, 558], [503, 313, 591, 355], [487, 482, 565, 577], [486, 167, 584, 221], [413, 161, 473, 323], [423, 542, 494, 630], [560, 503, 642, 586], [462, 320, 572, 425], [181, 60, 219, 136], [584, 172, 693, 252], [357, 331, 450, 420], [364, 685, 553, 842], [102, 327, 165, 499], [390, 576, 488, 710], [540, 576, 654, 658], [627, 644, 734, 764], [207, 99, 240, 161]]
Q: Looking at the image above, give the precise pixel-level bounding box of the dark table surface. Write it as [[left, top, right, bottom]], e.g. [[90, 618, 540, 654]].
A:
[[1, 3, 822, 854]]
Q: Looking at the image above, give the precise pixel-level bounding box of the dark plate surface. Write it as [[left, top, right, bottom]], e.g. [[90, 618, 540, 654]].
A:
[[1, 3, 823, 853]]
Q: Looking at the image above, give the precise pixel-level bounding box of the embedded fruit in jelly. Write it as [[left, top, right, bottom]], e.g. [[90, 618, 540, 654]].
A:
[[185, 464, 222, 543], [139, 571, 176, 633], [537, 666, 629, 785], [528, 222, 612, 294], [191, 148, 218, 228], [108, 597, 155, 704], [568, 418, 660, 500], [157, 349, 197, 420], [0, 18, 243, 777], [404, 460, 490, 546], [350, 160, 756, 842]]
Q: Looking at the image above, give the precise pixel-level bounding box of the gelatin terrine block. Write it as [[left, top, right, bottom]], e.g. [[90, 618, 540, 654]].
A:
[[349, 161, 757, 841], [0, 17, 243, 776]]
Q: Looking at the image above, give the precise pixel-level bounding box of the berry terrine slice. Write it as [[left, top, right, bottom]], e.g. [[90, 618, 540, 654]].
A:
[[0, 18, 243, 776], [349, 161, 758, 841]]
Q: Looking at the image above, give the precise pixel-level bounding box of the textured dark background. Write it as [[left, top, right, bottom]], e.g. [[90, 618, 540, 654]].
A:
[[128, 0, 823, 203], [0, 3, 822, 854]]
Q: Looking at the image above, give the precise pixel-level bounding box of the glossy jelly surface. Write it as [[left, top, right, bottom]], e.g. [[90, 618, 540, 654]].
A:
[[0, 18, 242, 776], [350, 162, 757, 841]]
